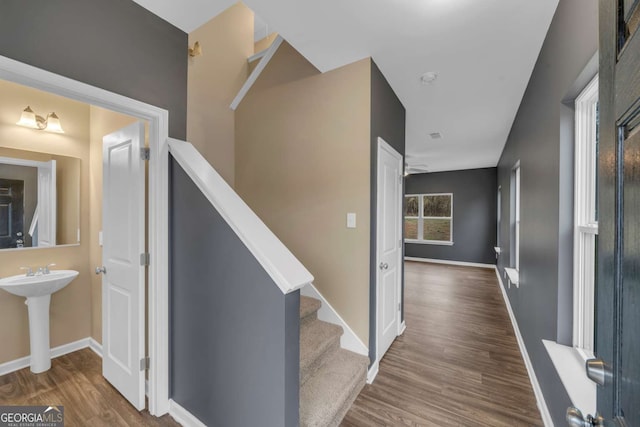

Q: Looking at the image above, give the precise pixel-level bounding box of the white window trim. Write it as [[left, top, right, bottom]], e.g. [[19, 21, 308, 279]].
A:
[[497, 185, 502, 248], [573, 74, 599, 358], [404, 193, 453, 245], [511, 161, 521, 272]]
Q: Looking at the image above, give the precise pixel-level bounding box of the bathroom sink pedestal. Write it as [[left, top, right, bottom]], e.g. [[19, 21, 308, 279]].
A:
[[26, 294, 52, 373], [0, 270, 79, 374]]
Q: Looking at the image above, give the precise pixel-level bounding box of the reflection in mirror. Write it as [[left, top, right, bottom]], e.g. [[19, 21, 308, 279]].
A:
[[0, 147, 80, 250]]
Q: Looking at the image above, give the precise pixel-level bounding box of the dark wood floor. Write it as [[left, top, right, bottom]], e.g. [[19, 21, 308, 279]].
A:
[[0, 262, 541, 426], [0, 348, 178, 426], [342, 261, 543, 427]]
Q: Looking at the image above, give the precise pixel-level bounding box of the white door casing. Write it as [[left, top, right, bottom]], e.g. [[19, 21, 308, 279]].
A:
[[376, 137, 403, 361], [0, 55, 170, 415], [102, 122, 146, 410]]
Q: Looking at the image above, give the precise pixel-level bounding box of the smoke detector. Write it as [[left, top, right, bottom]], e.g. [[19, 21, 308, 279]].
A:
[[420, 72, 438, 85]]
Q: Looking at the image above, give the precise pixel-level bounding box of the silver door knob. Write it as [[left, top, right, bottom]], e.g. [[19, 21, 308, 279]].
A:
[[379, 262, 388, 270], [567, 407, 590, 427], [95, 266, 107, 275], [566, 407, 605, 427]]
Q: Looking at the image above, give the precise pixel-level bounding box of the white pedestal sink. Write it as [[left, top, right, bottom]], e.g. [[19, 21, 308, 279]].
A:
[[0, 270, 79, 373]]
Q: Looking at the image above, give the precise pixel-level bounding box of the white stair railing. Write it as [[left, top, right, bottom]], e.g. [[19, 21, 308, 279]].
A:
[[168, 138, 313, 294]]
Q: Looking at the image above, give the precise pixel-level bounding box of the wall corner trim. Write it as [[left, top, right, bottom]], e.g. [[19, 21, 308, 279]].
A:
[[230, 35, 284, 111], [88, 338, 103, 357], [300, 283, 368, 356], [405, 256, 495, 269], [494, 267, 554, 427], [169, 399, 207, 427], [366, 359, 379, 384]]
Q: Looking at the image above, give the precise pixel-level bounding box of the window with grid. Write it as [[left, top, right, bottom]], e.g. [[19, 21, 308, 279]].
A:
[[573, 74, 598, 358], [404, 194, 453, 244]]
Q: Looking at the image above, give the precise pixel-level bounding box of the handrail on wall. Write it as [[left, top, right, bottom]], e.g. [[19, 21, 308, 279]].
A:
[[168, 138, 314, 294]]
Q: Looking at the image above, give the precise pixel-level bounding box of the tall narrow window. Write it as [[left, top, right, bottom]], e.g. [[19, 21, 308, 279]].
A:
[[573, 75, 598, 358], [497, 186, 502, 246], [404, 193, 453, 245], [515, 165, 520, 270], [510, 162, 521, 271]]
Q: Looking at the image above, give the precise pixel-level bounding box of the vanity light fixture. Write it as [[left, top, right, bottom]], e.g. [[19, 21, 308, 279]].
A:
[[16, 106, 65, 133]]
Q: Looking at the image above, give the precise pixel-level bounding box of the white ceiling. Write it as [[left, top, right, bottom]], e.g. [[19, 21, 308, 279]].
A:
[[132, 0, 559, 173]]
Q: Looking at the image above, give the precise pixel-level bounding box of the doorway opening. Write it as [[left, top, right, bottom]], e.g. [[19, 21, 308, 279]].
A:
[[0, 55, 170, 416]]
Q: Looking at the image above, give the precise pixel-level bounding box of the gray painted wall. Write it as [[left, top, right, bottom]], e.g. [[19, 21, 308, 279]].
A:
[[0, 0, 187, 139], [369, 60, 406, 366], [170, 158, 300, 426], [405, 168, 497, 265], [495, 0, 598, 424]]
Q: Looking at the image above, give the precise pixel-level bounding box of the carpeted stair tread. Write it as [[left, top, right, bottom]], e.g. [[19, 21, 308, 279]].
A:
[[300, 296, 321, 326], [300, 349, 369, 427], [300, 319, 342, 384]]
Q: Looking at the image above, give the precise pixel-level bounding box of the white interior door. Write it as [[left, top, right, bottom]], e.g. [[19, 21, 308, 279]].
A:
[[101, 122, 146, 410], [36, 160, 56, 247], [376, 137, 403, 360]]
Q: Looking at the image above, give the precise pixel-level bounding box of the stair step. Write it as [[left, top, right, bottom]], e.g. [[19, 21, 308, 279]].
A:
[[300, 296, 321, 326], [300, 319, 342, 385], [300, 349, 369, 427]]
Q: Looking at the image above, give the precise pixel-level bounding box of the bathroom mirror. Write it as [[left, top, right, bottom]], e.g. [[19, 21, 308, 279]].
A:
[[0, 147, 80, 250]]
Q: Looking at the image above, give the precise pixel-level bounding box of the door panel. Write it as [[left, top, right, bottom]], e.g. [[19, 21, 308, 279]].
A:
[[621, 123, 640, 425], [102, 122, 145, 411], [590, 0, 640, 425], [106, 143, 135, 262], [382, 270, 397, 338], [377, 138, 402, 359], [107, 286, 133, 371]]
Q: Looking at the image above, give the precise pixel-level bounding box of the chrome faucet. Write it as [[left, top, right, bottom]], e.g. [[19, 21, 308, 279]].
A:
[[20, 267, 34, 277], [43, 263, 56, 274]]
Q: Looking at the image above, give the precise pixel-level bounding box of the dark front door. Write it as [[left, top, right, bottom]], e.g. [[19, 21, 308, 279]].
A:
[[593, 0, 640, 425], [0, 178, 25, 249]]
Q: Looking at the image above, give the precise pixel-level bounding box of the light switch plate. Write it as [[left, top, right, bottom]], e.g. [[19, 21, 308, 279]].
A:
[[347, 213, 356, 228]]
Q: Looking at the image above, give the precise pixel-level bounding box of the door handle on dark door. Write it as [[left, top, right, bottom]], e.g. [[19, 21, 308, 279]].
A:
[[566, 407, 627, 427], [585, 358, 612, 386], [566, 407, 604, 427]]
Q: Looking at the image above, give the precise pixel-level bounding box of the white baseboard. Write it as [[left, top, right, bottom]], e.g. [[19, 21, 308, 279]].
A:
[[0, 337, 98, 376], [399, 321, 406, 335], [366, 359, 379, 384], [89, 338, 102, 357], [169, 399, 206, 427], [300, 283, 369, 356], [495, 267, 553, 427], [405, 257, 495, 269]]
